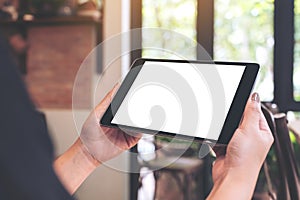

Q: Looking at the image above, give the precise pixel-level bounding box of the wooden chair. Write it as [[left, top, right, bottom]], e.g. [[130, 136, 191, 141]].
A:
[[257, 105, 300, 200], [137, 138, 206, 200]]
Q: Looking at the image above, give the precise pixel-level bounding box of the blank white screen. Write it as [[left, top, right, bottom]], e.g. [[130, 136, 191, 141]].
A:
[[112, 61, 246, 140]]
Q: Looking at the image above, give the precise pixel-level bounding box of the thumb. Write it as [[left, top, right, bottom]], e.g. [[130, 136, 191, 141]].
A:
[[239, 93, 261, 131], [95, 83, 120, 117]]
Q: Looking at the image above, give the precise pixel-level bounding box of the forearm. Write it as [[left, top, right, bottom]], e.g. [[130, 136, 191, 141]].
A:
[[207, 167, 260, 200], [53, 138, 100, 195]]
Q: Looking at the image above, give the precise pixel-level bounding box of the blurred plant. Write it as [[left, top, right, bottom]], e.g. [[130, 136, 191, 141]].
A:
[[214, 0, 274, 101], [143, 0, 275, 101], [142, 0, 197, 60], [255, 131, 300, 195], [155, 135, 202, 158]]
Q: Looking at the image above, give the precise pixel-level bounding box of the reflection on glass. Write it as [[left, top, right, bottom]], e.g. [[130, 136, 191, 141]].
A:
[[294, 0, 300, 101], [214, 0, 274, 101], [142, 0, 197, 59]]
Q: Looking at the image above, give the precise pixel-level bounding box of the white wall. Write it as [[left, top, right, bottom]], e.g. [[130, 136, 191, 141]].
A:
[[45, 0, 130, 199]]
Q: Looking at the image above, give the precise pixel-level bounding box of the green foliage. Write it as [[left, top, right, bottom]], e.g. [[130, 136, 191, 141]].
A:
[[292, 140, 300, 169], [295, 93, 300, 101], [214, 0, 274, 101], [142, 0, 197, 59], [290, 130, 300, 174], [143, 0, 275, 101], [256, 131, 300, 193], [155, 135, 201, 157]]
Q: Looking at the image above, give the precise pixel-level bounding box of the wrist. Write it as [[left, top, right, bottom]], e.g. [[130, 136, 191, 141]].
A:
[[77, 139, 101, 168], [53, 139, 100, 194], [208, 166, 260, 200]]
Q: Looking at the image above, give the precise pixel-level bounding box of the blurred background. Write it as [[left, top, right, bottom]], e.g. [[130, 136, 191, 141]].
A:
[[1, 0, 300, 199]]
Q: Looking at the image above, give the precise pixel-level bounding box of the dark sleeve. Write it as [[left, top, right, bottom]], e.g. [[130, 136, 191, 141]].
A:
[[0, 32, 73, 200]]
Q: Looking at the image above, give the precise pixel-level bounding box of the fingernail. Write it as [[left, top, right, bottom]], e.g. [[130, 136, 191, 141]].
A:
[[251, 92, 260, 103]]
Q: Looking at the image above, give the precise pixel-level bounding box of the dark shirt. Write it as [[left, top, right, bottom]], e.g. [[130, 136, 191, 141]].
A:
[[0, 32, 72, 200]]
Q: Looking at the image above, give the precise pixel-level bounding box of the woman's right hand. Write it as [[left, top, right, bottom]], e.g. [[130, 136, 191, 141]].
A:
[[207, 93, 274, 200]]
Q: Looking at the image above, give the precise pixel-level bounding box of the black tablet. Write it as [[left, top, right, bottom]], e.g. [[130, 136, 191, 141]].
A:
[[100, 58, 259, 145]]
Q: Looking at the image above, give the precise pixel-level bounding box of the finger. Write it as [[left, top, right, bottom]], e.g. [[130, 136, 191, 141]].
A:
[[95, 83, 120, 118], [239, 93, 261, 130], [96, 83, 120, 110], [110, 82, 121, 97], [259, 111, 272, 132]]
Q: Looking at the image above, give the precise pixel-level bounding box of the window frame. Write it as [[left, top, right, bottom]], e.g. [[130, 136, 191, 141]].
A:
[[132, 0, 300, 112], [274, 0, 300, 112]]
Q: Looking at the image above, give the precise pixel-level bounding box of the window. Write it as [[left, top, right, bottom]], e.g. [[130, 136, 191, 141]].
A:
[[142, 0, 274, 101], [214, 0, 274, 101], [139, 0, 300, 110], [142, 0, 197, 59]]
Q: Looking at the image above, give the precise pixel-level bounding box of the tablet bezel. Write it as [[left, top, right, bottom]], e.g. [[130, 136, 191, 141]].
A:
[[100, 58, 259, 145]]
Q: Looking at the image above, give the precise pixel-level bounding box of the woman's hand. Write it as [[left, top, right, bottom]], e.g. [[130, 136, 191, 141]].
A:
[[207, 93, 274, 200], [80, 83, 142, 164], [54, 84, 141, 194]]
